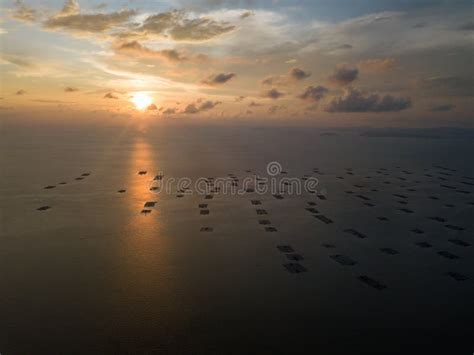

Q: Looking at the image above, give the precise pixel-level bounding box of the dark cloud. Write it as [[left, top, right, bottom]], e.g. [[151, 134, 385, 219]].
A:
[[325, 87, 411, 112], [289, 67, 311, 81], [458, 22, 474, 31], [15, 89, 26, 95], [261, 76, 279, 86], [413, 22, 427, 29], [262, 67, 311, 86], [147, 103, 158, 110], [235, 95, 245, 102], [115, 41, 188, 63], [138, 10, 235, 42], [199, 100, 221, 110], [431, 104, 455, 112], [184, 100, 221, 114], [64, 86, 79, 92], [44, 4, 136, 34], [419, 76, 474, 96], [240, 11, 253, 19], [299, 85, 329, 102], [334, 44, 353, 50], [262, 88, 284, 99], [328, 65, 359, 86], [184, 104, 199, 114], [104, 92, 118, 99], [248, 101, 263, 107], [11, 0, 37, 23], [162, 107, 177, 115], [201, 72, 236, 85]]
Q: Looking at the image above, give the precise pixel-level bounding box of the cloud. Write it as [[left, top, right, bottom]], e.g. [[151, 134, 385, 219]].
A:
[[147, 103, 158, 110], [268, 105, 285, 114], [248, 101, 263, 107], [58, 0, 80, 17], [458, 22, 474, 31], [261, 67, 311, 86], [334, 44, 353, 50], [64, 86, 79, 92], [114, 41, 188, 63], [240, 11, 253, 19], [303, 11, 449, 59], [137, 10, 236, 42], [328, 65, 359, 86], [299, 85, 329, 102], [31, 99, 75, 104], [199, 100, 221, 110], [94, 3, 107, 10], [0, 53, 67, 78], [184, 99, 221, 114], [431, 104, 455, 112], [201, 72, 236, 85], [104, 92, 118, 99], [184, 103, 197, 114], [419, 76, 474, 96], [16, 89, 26, 95], [261, 76, 280, 86], [162, 107, 177, 115], [289, 67, 311, 81], [235, 95, 245, 102], [0, 53, 33, 68], [261, 88, 284, 99], [44, 2, 136, 34], [11, 0, 37, 23], [325, 87, 411, 112], [413, 22, 427, 29], [358, 58, 397, 72]]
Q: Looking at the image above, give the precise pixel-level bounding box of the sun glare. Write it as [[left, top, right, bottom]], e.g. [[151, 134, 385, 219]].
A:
[[132, 92, 153, 110]]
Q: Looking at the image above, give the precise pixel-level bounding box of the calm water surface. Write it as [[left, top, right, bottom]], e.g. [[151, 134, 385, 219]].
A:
[[1, 122, 473, 354]]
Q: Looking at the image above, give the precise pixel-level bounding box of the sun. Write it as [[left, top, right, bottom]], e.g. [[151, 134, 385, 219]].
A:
[[132, 92, 153, 110]]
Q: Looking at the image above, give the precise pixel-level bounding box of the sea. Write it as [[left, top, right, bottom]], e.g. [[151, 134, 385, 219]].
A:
[[1, 120, 473, 354]]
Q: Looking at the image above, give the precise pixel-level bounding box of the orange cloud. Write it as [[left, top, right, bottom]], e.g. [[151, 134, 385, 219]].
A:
[[114, 41, 189, 63], [44, 5, 136, 34], [65, 86, 79, 92], [10, 0, 37, 23], [104, 92, 118, 99], [137, 10, 236, 42], [358, 58, 397, 72]]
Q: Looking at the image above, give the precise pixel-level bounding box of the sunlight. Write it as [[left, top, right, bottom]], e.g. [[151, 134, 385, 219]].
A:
[[132, 92, 153, 110]]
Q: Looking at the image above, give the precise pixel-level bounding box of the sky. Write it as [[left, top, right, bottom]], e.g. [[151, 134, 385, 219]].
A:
[[0, 0, 473, 126]]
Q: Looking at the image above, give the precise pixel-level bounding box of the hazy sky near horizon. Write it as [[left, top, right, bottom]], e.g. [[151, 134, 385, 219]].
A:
[[0, 0, 473, 126]]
